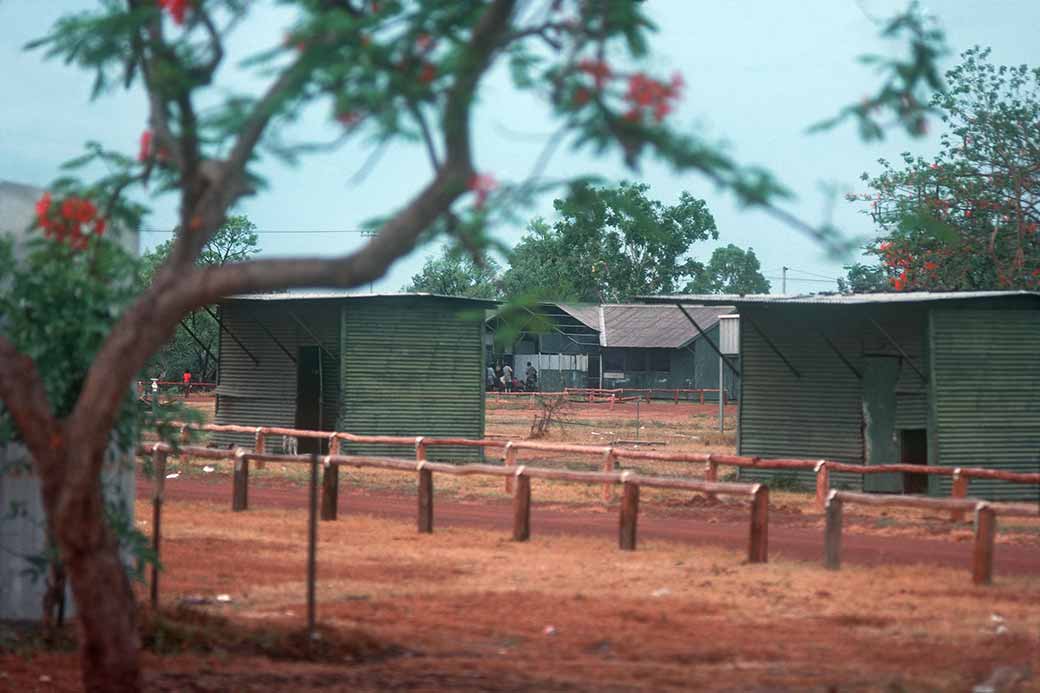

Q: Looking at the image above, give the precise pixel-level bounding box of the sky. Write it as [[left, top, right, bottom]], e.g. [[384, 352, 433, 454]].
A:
[[3, 1, 1040, 294]]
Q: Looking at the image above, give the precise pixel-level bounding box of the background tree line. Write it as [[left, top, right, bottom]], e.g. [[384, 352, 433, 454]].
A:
[[405, 181, 771, 301]]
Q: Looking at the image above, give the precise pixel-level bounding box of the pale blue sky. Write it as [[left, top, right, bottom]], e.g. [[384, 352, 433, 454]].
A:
[[3, 1, 1039, 292]]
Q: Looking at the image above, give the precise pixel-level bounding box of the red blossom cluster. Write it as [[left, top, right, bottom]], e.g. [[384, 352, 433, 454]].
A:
[[35, 193, 107, 250], [418, 61, 437, 85], [468, 173, 498, 208], [138, 130, 153, 162], [158, 0, 190, 25], [878, 241, 945, 291], [577, 59, 611, 88], [623, 72, 683, 123]]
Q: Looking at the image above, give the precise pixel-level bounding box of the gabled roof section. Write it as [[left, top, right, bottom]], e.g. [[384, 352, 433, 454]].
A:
[[601, 304, 735, 348], [557, 303, 601, 330]]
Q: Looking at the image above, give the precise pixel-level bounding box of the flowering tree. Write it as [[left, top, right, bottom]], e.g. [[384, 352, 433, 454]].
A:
[[0, 1, 943, 690], [850, 48, 1040, 291]]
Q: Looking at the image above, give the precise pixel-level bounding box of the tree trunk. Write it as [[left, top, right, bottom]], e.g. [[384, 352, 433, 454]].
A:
[[40, 449, 142, 692]]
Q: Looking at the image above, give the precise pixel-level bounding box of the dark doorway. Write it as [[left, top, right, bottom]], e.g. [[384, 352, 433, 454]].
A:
[[900, 428, 928, 494], [587, 355, 601, 388], [295, 346, 323, 454]]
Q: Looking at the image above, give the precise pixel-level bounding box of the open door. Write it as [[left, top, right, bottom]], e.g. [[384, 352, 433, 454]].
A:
[[295, 345, 323, 454], [900, 429, 928, 494]]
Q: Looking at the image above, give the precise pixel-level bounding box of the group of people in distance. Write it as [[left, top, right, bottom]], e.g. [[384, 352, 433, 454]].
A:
[[487, 361, 537, 392]]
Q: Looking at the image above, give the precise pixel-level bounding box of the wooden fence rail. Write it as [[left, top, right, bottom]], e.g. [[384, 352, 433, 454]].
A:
[[140, 443, 767, 556], [167, 422, 1040, 519], [822, 490, 1037, 585]]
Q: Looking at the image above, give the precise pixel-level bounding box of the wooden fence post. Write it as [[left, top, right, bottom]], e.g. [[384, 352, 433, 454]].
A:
[[601, 448, 617, 503], [815, 461, 830, 511], [503, 442, 517, 494], [704, 457, 718, 501], [254, 427, 266, 470], [513, 469, 531, 542], [320, 434, 340, 521], [824, 491, 843, 570], [950, 469, 968, 523], [150, 446, 167, 610], [748, 484, 769, 563], [307, 454, 319, 639], [972, 503, 996, 586], [417, 463, 434, 533], [619, 479, 639, 551], [232, 447, 249, 511]]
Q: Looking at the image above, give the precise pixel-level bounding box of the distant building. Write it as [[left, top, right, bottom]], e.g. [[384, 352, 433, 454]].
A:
[[488, 302, 738, 399], [211, 292, 494, 459], [647, 291, 1040, 500]]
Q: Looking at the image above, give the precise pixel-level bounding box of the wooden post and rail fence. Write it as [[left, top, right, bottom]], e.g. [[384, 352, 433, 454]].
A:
[[139, 421, 1038, 628], [822, 490, 1038, 585], [169, 422, 1040, 523]]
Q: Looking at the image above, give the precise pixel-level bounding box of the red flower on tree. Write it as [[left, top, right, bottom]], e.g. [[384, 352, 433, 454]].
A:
[[468, 173, 498, 208], [138, 130, 153, 163], [577, 58, 612, 89], [624, 72, 682, 122], [158, 0, 190, 26], [34, 192, 107, 249], [418, 62, 437, 85]]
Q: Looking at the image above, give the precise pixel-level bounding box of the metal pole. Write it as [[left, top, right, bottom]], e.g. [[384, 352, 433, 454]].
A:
[[782, 266, 788, 293], [718, 355, 724, 433], [307, 454, 319, 639], [635, 397, 640, 440]]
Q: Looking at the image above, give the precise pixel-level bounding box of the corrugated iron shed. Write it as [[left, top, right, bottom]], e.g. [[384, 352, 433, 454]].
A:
[[643, 291, 1039, 500]]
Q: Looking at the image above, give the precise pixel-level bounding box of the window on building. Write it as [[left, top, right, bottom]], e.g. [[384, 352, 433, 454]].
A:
[[603, 350, 624, 372], [625, 350, 647, 371]]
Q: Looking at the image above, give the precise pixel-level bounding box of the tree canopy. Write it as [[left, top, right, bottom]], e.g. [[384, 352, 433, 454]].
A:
[[404, 245, 500, 299], [501, 182, 718, 302], [686, 244, 770, 294], [850, 47, 1040, 291]]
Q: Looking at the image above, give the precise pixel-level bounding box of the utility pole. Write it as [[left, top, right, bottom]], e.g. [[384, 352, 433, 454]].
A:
[[781, 266, 788, 294], [361, 230, 378, 292]]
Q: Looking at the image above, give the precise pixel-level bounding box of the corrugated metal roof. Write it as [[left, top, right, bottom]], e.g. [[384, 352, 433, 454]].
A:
[[642, 290, 1040, 306], [557, 304, 601, 330], [601, 304, 735, 348], [227, 290, 498, 305]]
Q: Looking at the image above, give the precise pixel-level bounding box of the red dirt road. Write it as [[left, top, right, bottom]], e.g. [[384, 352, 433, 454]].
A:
[[143, 476, 1040, 577]]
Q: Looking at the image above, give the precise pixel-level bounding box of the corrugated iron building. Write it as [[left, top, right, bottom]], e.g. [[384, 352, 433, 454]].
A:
[[490, 303, 739, 398], [645, 291, 1040, 500], [212, 293, 492, 460]]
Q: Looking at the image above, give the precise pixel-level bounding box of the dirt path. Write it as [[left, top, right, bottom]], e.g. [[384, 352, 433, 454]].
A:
[[142, 477, 1040, 576]]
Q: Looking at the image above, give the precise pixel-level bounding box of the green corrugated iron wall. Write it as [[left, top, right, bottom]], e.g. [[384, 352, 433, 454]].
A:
[[213, 300, 340, 451], [338, 297, 485, 460], [736, 307, 865, 489], [931, 308, 1040, 501]]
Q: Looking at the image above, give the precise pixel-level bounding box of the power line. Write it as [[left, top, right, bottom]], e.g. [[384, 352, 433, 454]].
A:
[[765, 276, 837, 284], [784, 266, 841, 281]]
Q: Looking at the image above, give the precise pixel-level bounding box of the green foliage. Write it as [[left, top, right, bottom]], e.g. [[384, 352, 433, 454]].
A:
[[686, 244, 771, 295], [853, 48, 1040, 291], [837, 263, 890, 294], [404, 245, 501, 299], [810, 1, 946, 141], [0, 234, 143, 447], [502, 182, 718, 302]]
